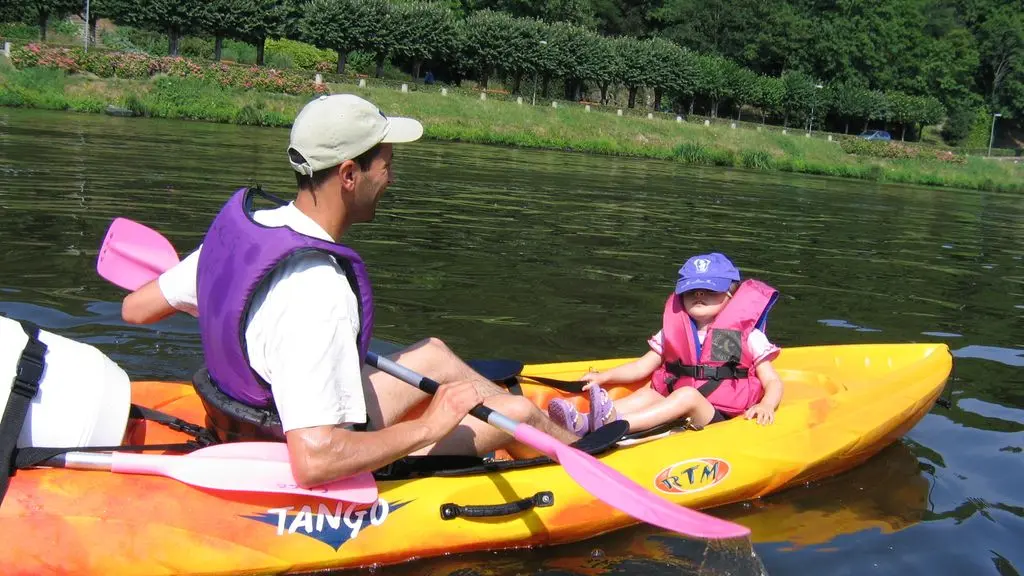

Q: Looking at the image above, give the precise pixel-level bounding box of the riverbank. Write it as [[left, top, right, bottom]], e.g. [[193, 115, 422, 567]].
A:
[[2, 62, 1021, 193]]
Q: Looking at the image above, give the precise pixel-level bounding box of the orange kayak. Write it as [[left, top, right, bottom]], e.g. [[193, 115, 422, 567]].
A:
[[0, 342, 951, 574]]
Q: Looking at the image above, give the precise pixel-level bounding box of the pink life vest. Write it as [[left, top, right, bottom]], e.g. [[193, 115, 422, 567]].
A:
[[650, 279, 779, 416]]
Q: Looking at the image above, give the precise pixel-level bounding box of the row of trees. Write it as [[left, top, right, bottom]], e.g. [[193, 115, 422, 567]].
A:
[[2, 0, 951, 139], [468, 0, 1023, 144]]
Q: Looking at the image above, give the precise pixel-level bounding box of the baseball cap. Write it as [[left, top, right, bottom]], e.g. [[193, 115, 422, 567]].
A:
[[674, 252, 741, 294], [287, 94, 424, 176]]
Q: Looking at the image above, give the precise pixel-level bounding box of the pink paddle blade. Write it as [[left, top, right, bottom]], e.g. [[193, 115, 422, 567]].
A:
[[97, 217, 180, 291], [514, 424, 750, 540], [188, 441, 378, 502], [108, 444, 378, 504]]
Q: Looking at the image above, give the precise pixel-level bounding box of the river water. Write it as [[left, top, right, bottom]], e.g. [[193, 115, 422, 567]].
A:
[[1, 108, 1022, 575]]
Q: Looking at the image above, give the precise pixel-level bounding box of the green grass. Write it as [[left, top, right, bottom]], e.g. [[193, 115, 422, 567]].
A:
[[2, 65, 1022, 193]]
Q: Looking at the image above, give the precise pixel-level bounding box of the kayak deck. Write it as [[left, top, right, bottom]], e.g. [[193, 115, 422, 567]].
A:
[[1, 342, 952, 574]]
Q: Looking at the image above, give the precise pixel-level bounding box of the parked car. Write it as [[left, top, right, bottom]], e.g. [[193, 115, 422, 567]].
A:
[[858, 130, 892, 141]]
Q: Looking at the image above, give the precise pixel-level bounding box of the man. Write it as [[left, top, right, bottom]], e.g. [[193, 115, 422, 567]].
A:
[[122, 94, 580, 488]]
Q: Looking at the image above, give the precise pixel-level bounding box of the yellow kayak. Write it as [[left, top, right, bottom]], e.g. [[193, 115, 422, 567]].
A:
[[1, 342, 951, 574]]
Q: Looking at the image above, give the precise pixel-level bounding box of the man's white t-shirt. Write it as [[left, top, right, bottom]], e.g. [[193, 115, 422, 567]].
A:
[[0, 316, 131, 448], [158, 203, 366, 433]]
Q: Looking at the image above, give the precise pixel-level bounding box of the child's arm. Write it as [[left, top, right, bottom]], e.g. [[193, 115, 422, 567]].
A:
[[582, 350, 663, 388], [745, 360, 784, 425]]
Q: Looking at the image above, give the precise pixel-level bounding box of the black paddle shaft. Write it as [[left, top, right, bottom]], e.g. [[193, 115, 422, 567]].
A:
[[366, 352, 496, 422]]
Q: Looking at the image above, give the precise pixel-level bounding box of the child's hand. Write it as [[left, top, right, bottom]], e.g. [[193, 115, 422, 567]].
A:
[[744, 403, 775, 425], [580, 370, 610, 389]]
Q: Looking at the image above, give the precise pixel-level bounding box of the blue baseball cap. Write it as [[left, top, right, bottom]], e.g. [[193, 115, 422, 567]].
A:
[[674, 252, 741, 294]]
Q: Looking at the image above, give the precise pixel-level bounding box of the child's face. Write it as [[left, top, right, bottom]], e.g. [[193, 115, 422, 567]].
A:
[[681, 289, 731, 324]]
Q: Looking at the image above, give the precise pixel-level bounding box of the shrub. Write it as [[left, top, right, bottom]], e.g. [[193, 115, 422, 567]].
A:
[[265, 39, 337, 71], [11, 44, 327, 97]]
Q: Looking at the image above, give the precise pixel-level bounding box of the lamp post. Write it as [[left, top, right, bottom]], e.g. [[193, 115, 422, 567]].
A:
[[532, 40, 547, 106], [988, 113, 1002, 157], [808, 83, 823, 134], [83, 0, 89, 51]]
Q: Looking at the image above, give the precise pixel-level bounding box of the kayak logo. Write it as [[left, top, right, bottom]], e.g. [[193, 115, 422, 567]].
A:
[[245, 498, 410, 551], [654, 458, 730, 494]]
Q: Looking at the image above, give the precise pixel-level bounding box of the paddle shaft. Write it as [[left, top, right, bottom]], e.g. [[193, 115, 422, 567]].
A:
[[365, 352, 519, 436], [43, 452, 114, 470]]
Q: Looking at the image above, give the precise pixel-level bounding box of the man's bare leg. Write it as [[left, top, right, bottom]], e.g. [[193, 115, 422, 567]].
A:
[[363, 337, 579, 457]]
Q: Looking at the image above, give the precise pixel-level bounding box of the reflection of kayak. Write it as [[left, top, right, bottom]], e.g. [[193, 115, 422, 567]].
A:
[[2, 343, 950, 574], [719, 439, 931, 547]]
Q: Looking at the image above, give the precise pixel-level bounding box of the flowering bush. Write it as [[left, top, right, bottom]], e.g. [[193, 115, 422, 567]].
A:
[[934, 150, 967, 164], [840, 138, 920, 159], [10, 44, 325, 96], [11, 43, 79, 73]]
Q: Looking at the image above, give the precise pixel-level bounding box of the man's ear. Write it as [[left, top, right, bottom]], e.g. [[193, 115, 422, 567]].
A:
[[337, 160, 358, 191]]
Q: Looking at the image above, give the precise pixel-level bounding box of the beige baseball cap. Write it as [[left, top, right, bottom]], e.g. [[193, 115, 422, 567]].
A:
[[287, 94, 424, 176]]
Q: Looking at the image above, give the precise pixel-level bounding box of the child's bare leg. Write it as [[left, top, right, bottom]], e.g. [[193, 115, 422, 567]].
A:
[[619, 387, 717, 432], [606, 387, 663, 416]]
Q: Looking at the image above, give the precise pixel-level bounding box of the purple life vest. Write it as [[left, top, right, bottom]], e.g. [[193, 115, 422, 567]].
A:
[[196, 187, 375, 408]]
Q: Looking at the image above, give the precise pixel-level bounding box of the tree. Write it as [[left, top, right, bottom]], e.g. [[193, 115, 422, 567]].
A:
[[727, 63, 758, 121], [591, 0, 656, 37], [20, 0, 80, 41], [203, 0, 248, 61], [639, 37, 680, 111], [829, 80, 871, 134], [235, 0, 300, 65], [462, 0, 596, 27], [696, 53, 730, 118], [390, 1, 459, 80], [358, 0, 394, 78], [780, 70, 815, 128], [976, 7, 1024, 108], [886, 91, 915, 141], [861, 89, 890, 132], [458, 9, 519, 89], [547, 21, 604, 101], [590, 34, 622, 104], [613, 36, 656, 109], [302, 0, 379, 74], [121, 0, 210, 56], [753, 74, 784, 124], [918, 95, 947, 138]]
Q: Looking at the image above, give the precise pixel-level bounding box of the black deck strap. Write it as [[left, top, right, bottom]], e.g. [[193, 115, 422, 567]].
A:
[[13, 404, 219, 471], [129, 404, 220, 447], [521, 375, 586, 394], [14, 442, 203, 469], [440, 491, 553, 520], [466, 359, 588, 394], [373, 420, 630, 480], [467, 359, 524, 396], [0, 320, 47, 504], [372, 454, 487, 480]]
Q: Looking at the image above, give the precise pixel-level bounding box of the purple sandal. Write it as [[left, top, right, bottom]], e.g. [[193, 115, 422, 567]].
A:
[[547, 398, 588, 437], [588, 385, 616, 433]]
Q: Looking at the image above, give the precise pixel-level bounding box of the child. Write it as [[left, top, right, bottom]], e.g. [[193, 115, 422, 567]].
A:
[[548, 252, 784, 436]]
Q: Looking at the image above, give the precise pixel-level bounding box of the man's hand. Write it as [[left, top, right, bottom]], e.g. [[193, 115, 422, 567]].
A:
[[418, 379, 485, 442]]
